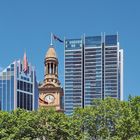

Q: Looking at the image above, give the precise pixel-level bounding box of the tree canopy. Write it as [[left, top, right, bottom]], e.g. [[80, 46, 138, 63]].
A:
[[0, 96, 140, 140]]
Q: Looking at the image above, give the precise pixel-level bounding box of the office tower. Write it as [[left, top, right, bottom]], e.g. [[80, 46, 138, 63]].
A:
[[0, 53, 38, 111], [39, 45, 64, 111], [84, 36, 103, 106], [65, 39, 83, 114], [64, 34, 123, 115]]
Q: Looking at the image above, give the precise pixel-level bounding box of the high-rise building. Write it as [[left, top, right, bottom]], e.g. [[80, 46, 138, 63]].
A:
[[64, 34, 123, 115], [39, 45, 64, 111], [0, 53, 38, 111], [64, 39, 83, 114]]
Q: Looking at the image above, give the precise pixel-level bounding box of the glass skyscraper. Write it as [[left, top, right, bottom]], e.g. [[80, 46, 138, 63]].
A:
[[0, 53, 38, 111], [64, 34, 123, 115], [65, 39, 83, 114]]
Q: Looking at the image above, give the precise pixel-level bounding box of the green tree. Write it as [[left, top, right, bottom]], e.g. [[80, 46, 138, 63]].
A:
[[36, 108, 71, 140], [109, 96, 140, 140], [0, 96, 140, 140], [0, 109, 39, 140]]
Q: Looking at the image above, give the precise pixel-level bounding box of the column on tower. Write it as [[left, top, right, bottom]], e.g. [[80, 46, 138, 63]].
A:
[[56, 65, 58, 75], [47, 63, 49, 74], [50, 62, 52, 74], [53, 63, 55, 74], [46, 63, 48, 75], [54, 64, 56, 74]]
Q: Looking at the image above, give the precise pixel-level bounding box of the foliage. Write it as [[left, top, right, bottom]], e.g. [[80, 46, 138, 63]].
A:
[[0, 96, 140, 140]]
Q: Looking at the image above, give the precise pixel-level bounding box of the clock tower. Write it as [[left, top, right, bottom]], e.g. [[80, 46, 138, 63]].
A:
[[38, 45, 64, 111]]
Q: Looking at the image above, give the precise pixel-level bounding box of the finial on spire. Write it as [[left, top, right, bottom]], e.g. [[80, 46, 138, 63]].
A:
[[50, 32, 53, 46]]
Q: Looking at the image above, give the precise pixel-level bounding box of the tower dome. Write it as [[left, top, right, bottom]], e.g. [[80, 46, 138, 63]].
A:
[[45, 46, 57, 58]]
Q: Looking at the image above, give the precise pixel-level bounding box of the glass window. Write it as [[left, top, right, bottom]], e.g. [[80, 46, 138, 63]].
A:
[[17, 67, 19, 78], [24, 93, 27, 109], [31, 84, 33, 93], [105, 35, 117, 46], [20, 92, 23, 108], [20, 81, 23, 90], [85, 36, 101, 47], [7, 80, 10, 111], [17, 91, 20, 108], [24, 82, 26, 91], [27, 94, 30, 110], [30, 95, 33, 110], [27, 83, 30, 92], [17, 80, 19, 89]]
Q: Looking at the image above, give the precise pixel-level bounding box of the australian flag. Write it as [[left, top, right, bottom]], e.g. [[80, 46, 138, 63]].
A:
[[53, 34, 63, 43]]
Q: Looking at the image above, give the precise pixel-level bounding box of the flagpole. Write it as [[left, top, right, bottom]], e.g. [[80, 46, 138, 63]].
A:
[[50, 32, 53, 46]]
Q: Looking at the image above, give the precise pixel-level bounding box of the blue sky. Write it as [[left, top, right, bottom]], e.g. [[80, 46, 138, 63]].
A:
[[0, 0, 140, 100]]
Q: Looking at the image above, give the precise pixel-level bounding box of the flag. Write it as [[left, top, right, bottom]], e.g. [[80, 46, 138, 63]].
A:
[[39, 97, 48, 104], [23, 52, 28, 73], [53, 34, 63, 43]]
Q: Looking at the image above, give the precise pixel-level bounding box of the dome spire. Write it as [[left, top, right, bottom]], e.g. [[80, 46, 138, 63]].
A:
[[46, 47, 57, 58]]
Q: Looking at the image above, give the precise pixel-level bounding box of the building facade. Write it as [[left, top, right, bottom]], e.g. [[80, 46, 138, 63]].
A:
[[0, 53, 38, 111], [64, 34, 123, 115], [39, 45, 64, 111]]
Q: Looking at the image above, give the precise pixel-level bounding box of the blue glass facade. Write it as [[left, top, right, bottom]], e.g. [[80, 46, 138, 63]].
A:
[[0, 60, 38, 111], [84, 36, 102, 106], [65, 39, 83, 115], [64, 34, 123, 115], [85, 36, 102, 47], [104, 46, 118, 98], [105, 35, 117, 46]]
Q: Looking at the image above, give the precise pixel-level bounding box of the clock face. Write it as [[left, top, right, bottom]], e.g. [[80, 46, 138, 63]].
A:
[[45, 95, 55, 104]]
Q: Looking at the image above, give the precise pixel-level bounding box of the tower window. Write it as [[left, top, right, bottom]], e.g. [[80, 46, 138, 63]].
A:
[[51, 63, 53, 74]]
